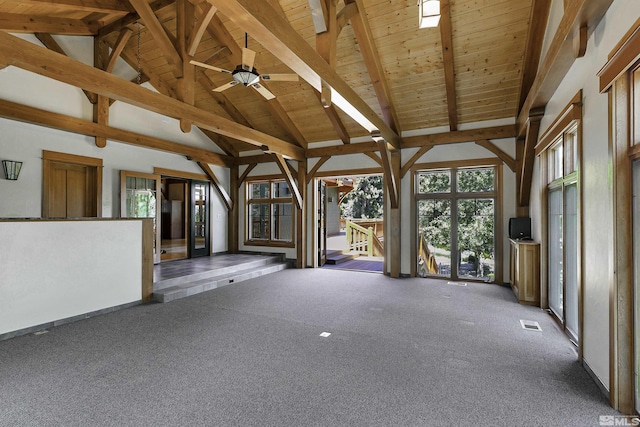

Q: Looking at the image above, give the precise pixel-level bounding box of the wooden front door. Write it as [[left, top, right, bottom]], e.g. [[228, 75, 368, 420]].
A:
[[42, 151, 102, 218]]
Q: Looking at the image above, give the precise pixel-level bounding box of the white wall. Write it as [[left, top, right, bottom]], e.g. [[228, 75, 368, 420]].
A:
[[531, 0, 640, 391], [0, 220, 143, 336], [0, 36, 229, 254]]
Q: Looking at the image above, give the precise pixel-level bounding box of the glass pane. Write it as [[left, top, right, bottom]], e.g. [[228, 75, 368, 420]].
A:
[[249, 203, 269, 240], [250, 182, 270, 199], [457, 198, 495, 281], [565, 130, 577, 174], [552, 143, 564, 181], [271, 203, 293, 242], [564, 184, 578, 338], [417, 199, 451, 277], [548, 188, 563, 318], [126, 176, 135, 188], [417, 170, 451, 194], [273, 182, 291, 198], [193, 183, 206, 250], [457, 168, 495, 193]]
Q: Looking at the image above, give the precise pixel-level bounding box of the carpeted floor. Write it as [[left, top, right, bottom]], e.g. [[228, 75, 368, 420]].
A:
[[0, 269, 618, 426]]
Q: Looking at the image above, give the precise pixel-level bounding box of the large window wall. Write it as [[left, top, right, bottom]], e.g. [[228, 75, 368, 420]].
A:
[[414, 161, 501, 283]]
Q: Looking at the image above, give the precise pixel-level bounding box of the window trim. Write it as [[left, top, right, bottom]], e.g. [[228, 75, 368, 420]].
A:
[[411, 160, 503, 283], [244, 178, 295, 248], [537, 90, 583, 352]]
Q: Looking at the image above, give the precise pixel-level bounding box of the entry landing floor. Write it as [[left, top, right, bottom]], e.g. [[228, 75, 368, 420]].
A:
[[154, 253, 279, 283]]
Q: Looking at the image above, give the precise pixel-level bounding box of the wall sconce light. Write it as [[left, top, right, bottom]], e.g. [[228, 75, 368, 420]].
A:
[[418, 0, 441, 28], [2, 160, 22, 180]]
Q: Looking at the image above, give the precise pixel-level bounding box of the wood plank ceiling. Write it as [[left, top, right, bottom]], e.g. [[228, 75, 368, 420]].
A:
[[0, 0, 532, 156]]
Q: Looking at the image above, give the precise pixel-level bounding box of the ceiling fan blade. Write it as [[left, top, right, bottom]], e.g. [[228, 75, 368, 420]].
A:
[[213, 81, 239, 92], [189, 60, 231, 74], [251, 83, 275, 100], [261, 73, 299, 82], [241, 48, 256, 71]]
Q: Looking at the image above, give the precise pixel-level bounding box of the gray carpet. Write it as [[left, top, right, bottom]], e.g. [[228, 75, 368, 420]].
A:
[[0, 269, 618, 426]]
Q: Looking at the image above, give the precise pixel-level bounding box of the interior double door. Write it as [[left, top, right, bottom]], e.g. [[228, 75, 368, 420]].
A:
[[159, 178, 210, 261]]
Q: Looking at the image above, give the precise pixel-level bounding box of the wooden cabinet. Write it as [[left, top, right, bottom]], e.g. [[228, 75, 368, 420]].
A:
[[509, 239, 540, 306]]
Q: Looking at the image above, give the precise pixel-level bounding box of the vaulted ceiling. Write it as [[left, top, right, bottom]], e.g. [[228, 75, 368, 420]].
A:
[[0, 0, 539, 159]]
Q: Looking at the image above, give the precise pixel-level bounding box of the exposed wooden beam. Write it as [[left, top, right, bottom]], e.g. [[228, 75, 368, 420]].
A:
[[296, 159, 307, 268], [189, 3, 217, 56], [0, 32, 305, 160], [313, 1, 350, 144], [105, 28, 133, 73], [517, 0, 613, 135], [400, 145, 433, 178], [6, 0, 132, 13], [336, 3, 357, 34], [475, 139, 517, 172], [205, 9, 306, 148], [0, 13, 95, 35], [403, 125, 516, 148], [345, 0, 401, 134], [306, 156, 331, 184], [228, 165, 239, 252], [375, 138, 398, 209], [238, 163, 257, 187], [94, 36, 110, 148], [388, 149, 401, 278], [234, 154, 274, 165], [35, 33, 98, 104], [98, 0, 175, 38], [439, 0, 457, 131], [518, 0, 551, 112], [0, 98, 231, 166], [197, 161, 233, 210], [315, 92, 350, 144], [273, 154, 303, 209], [307, 141, 379, 158], [129, 0, 183, 71], [574, 24, 588, 58], [518, 112, 543, 206], [208, 0, 402, 149], [177, 0, 196, 132]]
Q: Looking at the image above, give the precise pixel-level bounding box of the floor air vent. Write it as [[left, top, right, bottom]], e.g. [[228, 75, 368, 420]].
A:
[[520, 320, 542, 331]]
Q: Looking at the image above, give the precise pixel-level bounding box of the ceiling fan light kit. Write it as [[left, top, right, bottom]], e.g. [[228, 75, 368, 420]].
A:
[[190, 34, 298, 99]]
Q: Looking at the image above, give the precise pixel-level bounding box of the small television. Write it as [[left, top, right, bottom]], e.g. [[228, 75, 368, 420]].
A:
[[509, 217, 531, 240]]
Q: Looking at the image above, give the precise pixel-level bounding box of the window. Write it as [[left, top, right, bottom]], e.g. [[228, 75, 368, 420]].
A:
[[415, 165, 498, 282], [246, 179, 294, 246], [120, 171, 161, 263], [545, 124, 580, 342]]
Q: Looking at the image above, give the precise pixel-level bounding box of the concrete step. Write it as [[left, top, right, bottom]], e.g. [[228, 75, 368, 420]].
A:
[[153, 261, 290, 303], [154, 254, 284, 291], [326, 251, 360, 265]]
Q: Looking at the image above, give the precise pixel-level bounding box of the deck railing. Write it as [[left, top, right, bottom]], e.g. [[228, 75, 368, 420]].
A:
[[345, 220, 384, 257], [418, 231, 440, 276]]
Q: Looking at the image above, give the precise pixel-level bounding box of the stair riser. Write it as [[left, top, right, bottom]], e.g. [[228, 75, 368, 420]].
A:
[[153, 263, 289, 303]]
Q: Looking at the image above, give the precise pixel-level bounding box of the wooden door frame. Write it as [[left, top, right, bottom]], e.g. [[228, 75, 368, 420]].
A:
[[120, 170, 162, 264], [42, 150, 103, 218], [598, 20, 640, 413]]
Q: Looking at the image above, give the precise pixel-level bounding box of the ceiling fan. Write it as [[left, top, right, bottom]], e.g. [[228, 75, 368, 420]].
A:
[[190, 34, 298, 100]]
